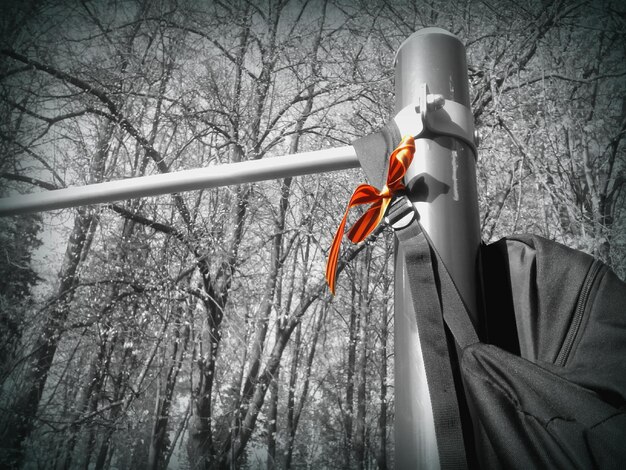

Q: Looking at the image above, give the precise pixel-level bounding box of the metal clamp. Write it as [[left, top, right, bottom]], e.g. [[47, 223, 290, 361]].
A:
[[384, 196, 418, 231], [394, 83, 478, 157]]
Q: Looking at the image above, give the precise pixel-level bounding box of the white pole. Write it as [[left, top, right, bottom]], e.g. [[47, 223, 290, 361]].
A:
[[394, 28, 481, 469], [0, 146, 358, 216]]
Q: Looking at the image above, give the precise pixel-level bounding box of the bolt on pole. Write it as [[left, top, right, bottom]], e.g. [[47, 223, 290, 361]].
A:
[[393, 28, 481, 469]]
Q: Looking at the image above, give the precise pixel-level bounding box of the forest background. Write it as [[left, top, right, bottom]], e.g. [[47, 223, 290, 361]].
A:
[[0, 0, 624, 469]]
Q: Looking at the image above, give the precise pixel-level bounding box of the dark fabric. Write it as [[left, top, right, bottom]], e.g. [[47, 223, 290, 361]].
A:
[[395, 218, 470, 469], [482, 235, 626, 400], [559, 265, 626, 404], [397, 222, 626, 469], [482, 235, 595, 363], [472, 235, 626, 469], [462, 343, 626, 470], [352, 121, 402, 189]]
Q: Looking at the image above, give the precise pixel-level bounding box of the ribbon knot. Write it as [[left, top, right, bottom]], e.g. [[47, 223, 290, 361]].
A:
[[326, 135, 415, 294]]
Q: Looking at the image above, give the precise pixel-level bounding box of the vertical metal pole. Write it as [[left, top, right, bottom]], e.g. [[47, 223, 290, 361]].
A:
[[393, 28, 481, 469]]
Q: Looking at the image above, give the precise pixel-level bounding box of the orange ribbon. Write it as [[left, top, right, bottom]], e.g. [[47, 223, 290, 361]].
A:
[[326, 135, 416, 294]]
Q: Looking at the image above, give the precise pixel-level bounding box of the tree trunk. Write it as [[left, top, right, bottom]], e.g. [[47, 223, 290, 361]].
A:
[[0, 120, 112, 467], [0, 207, 96, 468], [344, 283, 360, 468], [223, 235, 375, 468], [377, 244, 391, 470], [147, 311, 190, 470], [284, 305, 326, 469], [283, 322, 301, 470], [354, 250, 372, 470], [266, 334, 280, 470]]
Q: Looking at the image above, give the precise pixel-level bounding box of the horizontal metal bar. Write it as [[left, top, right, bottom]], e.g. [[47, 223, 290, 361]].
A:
[[0, 146, 359, 216]]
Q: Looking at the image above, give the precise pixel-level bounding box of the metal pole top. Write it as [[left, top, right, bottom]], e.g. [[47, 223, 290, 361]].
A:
[[394, 28, 470, 108], [394, 27, 460, 61]]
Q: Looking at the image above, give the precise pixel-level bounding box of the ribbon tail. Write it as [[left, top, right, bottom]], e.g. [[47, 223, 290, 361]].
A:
[[347, 198, 391, 244], [325, 135, 415, 295], [326, 209, 350, 295]]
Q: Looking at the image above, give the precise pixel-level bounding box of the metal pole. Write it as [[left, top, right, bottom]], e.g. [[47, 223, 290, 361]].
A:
[[0, 146, 358, 216], [393, 28, 481, 469]]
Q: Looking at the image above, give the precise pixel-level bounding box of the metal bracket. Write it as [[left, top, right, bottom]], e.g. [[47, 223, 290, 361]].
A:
[[384, 196, 417, 231], [394, 83, 478, 156]]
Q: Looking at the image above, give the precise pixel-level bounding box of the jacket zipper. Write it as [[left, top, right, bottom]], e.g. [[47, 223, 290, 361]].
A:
[[555, 260, 603, 367]]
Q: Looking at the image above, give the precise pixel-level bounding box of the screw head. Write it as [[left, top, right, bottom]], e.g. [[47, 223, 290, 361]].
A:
[[426, 94, 445, 110]]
